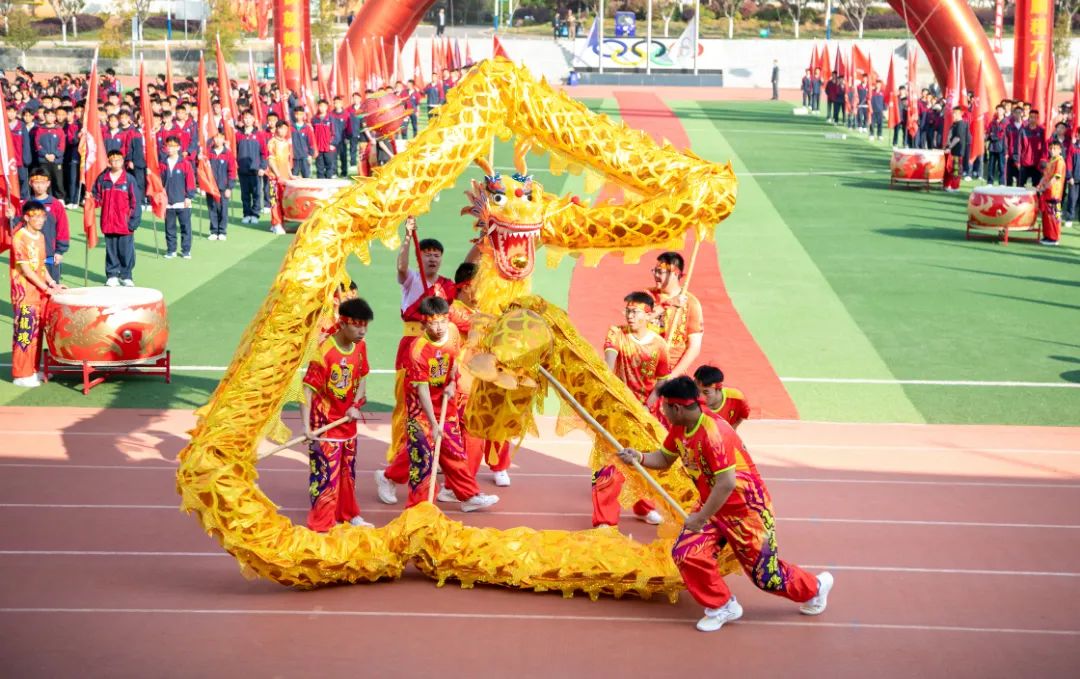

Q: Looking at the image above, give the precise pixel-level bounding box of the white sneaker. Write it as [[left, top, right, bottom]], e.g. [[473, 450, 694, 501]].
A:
[[696, 597, 743, 632], [271, 225, 286, 235], [373, 469, 398, 504], [105, 277, 120, 287], [1039, 238, 1060, 246], [800, 572, 834, 615], [12, 376, 41, 388], [207, 233, 218, 240], [492, 470, 511, 487], [461, 493, 499, 512], [261, 206, 270, 214], [121, 279, 135, 287], [217, 235, 226, 241], [641, 509, 663, 525], [348, 516, 374, 528], [1065, 221, 1073, 228], [163, 252, 177, 259], [436, 486, 458, 503], [241, 216, 252, 224]]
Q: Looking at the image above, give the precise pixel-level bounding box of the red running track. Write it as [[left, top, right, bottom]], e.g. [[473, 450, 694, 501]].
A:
[[0, 406, 1078, 677]]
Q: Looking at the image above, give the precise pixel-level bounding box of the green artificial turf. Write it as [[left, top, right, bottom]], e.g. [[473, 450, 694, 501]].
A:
[[682, 100, 1080, 425]]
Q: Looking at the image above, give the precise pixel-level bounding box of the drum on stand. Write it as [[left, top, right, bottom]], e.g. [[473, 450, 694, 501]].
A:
[[966, 185, 1039, 244], [280, 178, 353, 233], [42, 286, 171, 394], [890, 148, 946, 189]]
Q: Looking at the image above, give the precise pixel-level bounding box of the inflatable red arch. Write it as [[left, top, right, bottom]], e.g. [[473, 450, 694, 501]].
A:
[[335, 0, 1007, 106]]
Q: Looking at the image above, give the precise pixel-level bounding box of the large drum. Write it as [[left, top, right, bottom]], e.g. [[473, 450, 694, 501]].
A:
[[890, 148, 946, 185], [967, 185, 1038, 240], [44, 287, 168, 366], [281, 178, 352, 233], [359, 91, 408, 140]]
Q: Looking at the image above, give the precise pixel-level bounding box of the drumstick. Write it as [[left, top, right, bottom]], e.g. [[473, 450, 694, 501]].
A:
[[425, 390, 451, 504], [257, 415, 352, 460], [537, 366, 688, 521]]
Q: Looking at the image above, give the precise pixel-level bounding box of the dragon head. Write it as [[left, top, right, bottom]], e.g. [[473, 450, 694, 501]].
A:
[[462, 140, 549, 281]]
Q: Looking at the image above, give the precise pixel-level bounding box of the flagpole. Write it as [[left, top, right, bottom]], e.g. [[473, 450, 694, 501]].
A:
[[646, 0, 652, 76], [693, 0, 700, 76], [598, 0, 604, 74]]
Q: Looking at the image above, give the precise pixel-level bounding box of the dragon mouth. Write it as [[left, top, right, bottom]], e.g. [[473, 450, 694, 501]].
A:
[[488, 219, 541, 280]]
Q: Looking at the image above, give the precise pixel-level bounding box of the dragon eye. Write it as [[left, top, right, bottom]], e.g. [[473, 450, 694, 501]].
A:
[[491, 194, 507, 205], [121, 330, 133, 342]]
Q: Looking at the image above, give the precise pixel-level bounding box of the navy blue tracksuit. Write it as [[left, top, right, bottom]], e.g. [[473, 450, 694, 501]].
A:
[[206, 148, 237, 236], [236, 127, 268, 219], [160, 157, 196, 256]]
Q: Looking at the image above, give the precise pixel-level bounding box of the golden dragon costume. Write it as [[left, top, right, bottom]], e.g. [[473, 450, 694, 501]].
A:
[[177, 59, 739, 598]]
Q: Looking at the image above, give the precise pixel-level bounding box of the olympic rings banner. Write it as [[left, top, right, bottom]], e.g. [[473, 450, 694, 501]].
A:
[[572, 19, 704, 69]]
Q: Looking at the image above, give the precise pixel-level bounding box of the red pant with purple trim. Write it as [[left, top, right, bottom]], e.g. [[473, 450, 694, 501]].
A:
[[590, 464, 657, 527], [306, 437, 360, 532], [672, 499, 819, 608]]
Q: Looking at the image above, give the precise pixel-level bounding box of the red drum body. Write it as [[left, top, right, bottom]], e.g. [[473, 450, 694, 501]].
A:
[[281, 178, 353, 233], [967, 186, 1037, 230], [360, 91, 408, 140], [44, 287, 169, 365], [891, 148, 946, 183]]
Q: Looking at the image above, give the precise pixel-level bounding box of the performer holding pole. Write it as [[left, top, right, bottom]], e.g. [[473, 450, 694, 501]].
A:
[[298, 297, 376, 531], [616, 376, 834, 632], [649, 248, 704, 377]]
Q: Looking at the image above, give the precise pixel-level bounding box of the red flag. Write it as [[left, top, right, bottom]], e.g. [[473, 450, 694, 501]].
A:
[[377, 37, 389, 87], [453, 38, 462, 70], [958, 56, 968, 111], [444, 38, 453, 72], [835, 45, 845, 78], [413, 40, 426, 92], [336, 38, 351, 99], [275, 44, 290, 119], [820, 44, 831, 78], [0, 92, 22, 254], [256, 0, 269, 39], [393, 36, 403, 83], [248, 50, 266, 126], [885, 57, 899, 131], [1043, 56, 1056, 141], [346, 38, 359, 96], [432, 38, 444, 101], [809, 44, 819, 73], [165, 41, 175, 97], [464, 37, 472, 66], [300, 45, 318, 113], [215, 34, 238, 155], [906, 50, 919, 140], [196, 56, 221, 200], [493, 35, 509, 60], [1070, 67, 1080, 143], [969, 62, 986, 165], [139, 61, 167, 220], [318, 59, 331, 103], [79, 57, 107, 250]]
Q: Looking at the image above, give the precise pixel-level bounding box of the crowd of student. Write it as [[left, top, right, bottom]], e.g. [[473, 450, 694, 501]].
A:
[[801, 68, 1069, 246]]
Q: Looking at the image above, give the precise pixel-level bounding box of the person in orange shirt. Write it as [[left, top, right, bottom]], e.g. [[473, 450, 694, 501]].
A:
[[693, 365, 750, 429], [618, 377, 833, 632], [300, 297, 375, 531], [265, 121, 295, 235], [9, 201, 65, 387], [400, 296, 499, 511], [592, 291, 671, 527], [648, 251, 703, 376], [1037, 138, 1066, 245]]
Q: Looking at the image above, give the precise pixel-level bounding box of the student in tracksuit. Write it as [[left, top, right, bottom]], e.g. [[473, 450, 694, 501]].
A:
[[869, 82, 885, 141], [856, 78, 869, 131], [206, 131, 238, 240], [119, 110, 146, 205], [291, 108, 317, 178], [1064, 135, 1080, 228], [92, 149, 142, 287], [1005, 107, 1026, 186], [330, 96, 352, 177], [160, 136, 196, 259], [985, 106, 1008, 185], [349, 94, 365, 172], [810, 68, 822, 112], [7, 106, 32, 200], [32, 109, 66, 202], [236, 110, 268, 225], [311, 100, 340, 179]]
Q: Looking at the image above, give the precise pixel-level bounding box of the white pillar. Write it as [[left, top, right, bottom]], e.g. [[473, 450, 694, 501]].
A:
[[692, 0, 700, 76], [646, 0, 652, 75], [598, 0, 605, 74]]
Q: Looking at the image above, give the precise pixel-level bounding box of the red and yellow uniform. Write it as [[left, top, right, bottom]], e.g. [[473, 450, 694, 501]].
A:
[[451, 298, 512, 476], [10, 228, 48, 379], [392, 325, 481, 506], [663, 410, 819, 608], [648, 287, 703, 367], [301, 335, 369, 532], [265, 135, 292, 227], [1038, 153, 1066, 242], [592, 325, 671, 527], [712, 386, 750, 429]]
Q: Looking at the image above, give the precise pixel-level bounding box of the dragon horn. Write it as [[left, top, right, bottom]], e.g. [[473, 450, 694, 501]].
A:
[[513, 138, 532, 175], [474, 156, 495, 176]]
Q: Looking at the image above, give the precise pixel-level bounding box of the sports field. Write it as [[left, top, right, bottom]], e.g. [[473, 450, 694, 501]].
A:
[[1, 96, 1078, 425]]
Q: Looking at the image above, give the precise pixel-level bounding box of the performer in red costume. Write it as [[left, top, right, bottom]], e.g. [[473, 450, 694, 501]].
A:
[[647, 251, 703, 377], [1036, 139, 1066, 246], [592, 292, 670, 528], [401, 296, 499, 512], [693, 364, 750, 429], [300, 297, 375, 531], [375, 216, 457, 504], [10, 201, 65, 387], [618, 377, 833, 632], [450, 262, 513, 486]]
